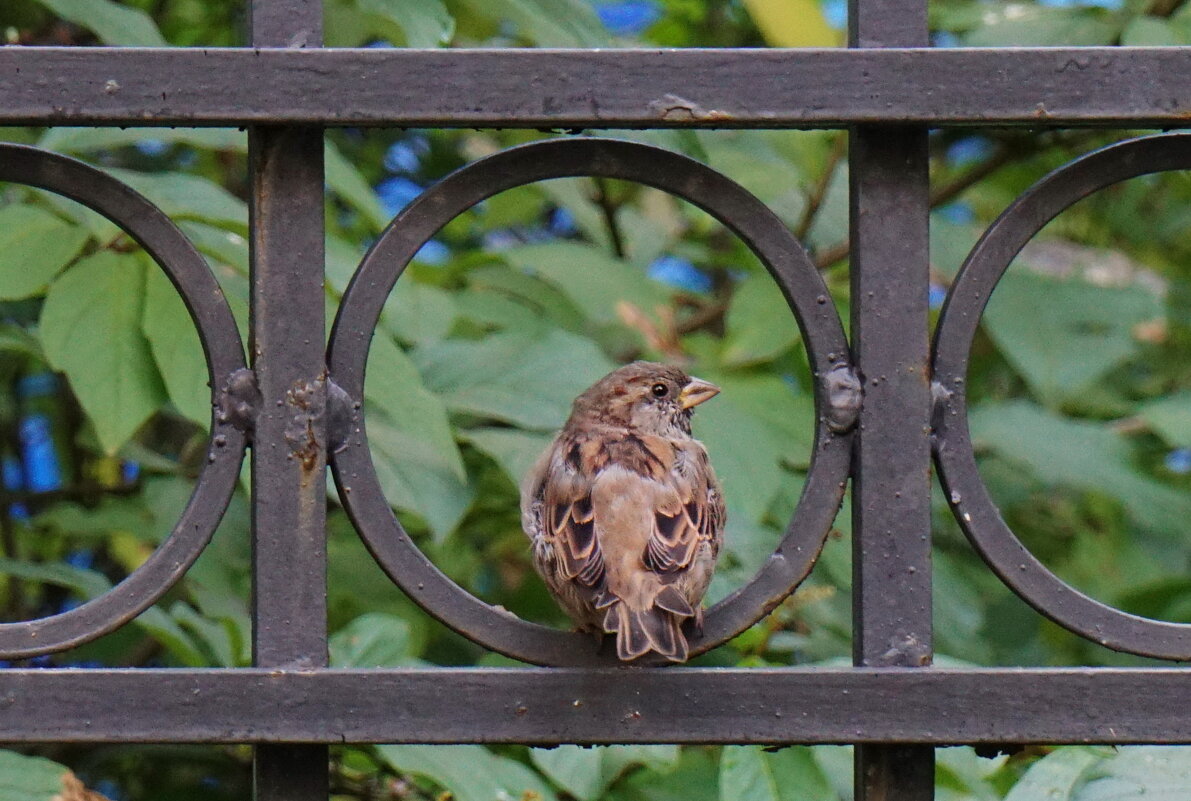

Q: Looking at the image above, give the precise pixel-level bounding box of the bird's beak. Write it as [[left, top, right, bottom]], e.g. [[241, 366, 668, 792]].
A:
[[679, 377, 721, 410]]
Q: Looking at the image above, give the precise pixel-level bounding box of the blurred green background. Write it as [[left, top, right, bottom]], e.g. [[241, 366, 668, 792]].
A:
[[0, 0, 1190, 798]]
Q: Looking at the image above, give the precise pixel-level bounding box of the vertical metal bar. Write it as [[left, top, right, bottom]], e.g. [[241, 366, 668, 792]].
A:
[[248, 1, 327, 800], [848, 0, 933, 795]]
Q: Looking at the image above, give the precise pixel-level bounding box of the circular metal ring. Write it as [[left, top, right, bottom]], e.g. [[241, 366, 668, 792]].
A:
[[329, 138, 854, 666], [0, 144, 248, 658], [933, 133, 1191, 660]]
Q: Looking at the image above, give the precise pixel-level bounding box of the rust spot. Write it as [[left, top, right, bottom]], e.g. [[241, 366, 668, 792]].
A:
[[649, 93, 734, 122], [284, 374, 327, 477]]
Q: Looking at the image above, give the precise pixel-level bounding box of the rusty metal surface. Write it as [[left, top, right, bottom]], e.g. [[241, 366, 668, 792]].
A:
[[0, 667, 1186, 744], [247, 1, 329, 798], [5, 47, 1191, 128], [0, 144, 246, 658], [328, 137, 854, 666], [932, 133, 1191, 661], [849, 0, 935, 791]]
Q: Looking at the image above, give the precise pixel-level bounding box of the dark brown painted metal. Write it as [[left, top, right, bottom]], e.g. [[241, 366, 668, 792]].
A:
[[0, 144, 246, 658], [0, 668, 1188, 744], [933, 133, 1191, 661], [247, 1, 328, 799], [329, 137, 855, 666], [6, 0, 1189, 794], [849, 0, 935, 792], [5, 47, 1191, 128]]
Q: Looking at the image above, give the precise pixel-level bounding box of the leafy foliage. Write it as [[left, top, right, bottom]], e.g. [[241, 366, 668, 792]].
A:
[[0, 0, 1189, 798]]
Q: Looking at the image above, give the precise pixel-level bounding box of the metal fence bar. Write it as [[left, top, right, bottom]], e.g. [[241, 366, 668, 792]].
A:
[[247, 1, 328, 800], [849, 0, 934, 795], [0, 668, 1188, 744], [5, 47, 1191, 128]]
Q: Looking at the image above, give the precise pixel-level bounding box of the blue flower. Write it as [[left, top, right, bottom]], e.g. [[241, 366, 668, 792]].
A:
[[595, 1, 661, 35], [1165, 448, 1191, 475], [649, 255, 712, 293]]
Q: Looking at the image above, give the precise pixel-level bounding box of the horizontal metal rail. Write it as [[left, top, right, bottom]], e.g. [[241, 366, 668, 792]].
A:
[[5, 46, 1191, 128], [0, 668, 1186, 744]]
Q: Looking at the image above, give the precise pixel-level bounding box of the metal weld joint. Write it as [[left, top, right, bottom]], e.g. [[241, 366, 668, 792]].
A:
[[217, 368, 261, 437], [822, 363, 862, 434], [325, 378, 358, 455]]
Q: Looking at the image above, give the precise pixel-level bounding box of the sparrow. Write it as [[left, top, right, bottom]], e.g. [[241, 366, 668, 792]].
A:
[[521, 362, 725, 662]]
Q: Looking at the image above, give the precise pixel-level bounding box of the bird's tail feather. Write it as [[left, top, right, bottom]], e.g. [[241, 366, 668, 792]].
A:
[[603, 587, 694, 662]]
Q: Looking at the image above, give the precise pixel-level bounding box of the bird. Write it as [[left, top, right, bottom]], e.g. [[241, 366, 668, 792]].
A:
[[521, 361, 725, 662]]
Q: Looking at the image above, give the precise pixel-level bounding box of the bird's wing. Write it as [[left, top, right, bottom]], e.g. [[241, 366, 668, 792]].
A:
[[534, 441, 606, 592], [640, 439, 721, 575]]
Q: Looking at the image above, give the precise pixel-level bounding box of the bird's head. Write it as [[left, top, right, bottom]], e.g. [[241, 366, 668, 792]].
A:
[[569, 361, 721, 436]]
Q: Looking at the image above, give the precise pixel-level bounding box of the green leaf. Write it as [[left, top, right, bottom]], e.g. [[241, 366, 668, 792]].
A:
[[963, 5, 1120, 46], [142, 266, 210, 427], [325, 139, 390, 232], [107, 168, 248, 231], [365, 332, 465, 481], [721, 274, 800, 367], [0, 204, 89, 300], [412, 328, 615, 430], [1140, 392, 1191, 448], [612, 746, 719, 801], [501, 242, 669, 326], [0, 557, 205, 665], [29, 0, 167, 46], [39, 127, 245, 154], [454, 0, 609, 46], [0, 749, 73, 801], [376, 745, 557, 801], [463, 427, 553, 488], [369, 418, 474, 541], [970, 401, 1191, 539], [1004, 747, 1101, 801], [1077, 746, 1191, 801], [692, 372, 814, 524], [329, 612, 418, 667], [982, 270, 1164, 406], [531, 746, 604, 800], [356, 0, 455, 46], [40, 251, 167, 453], [1121, 16, 1190, 46], [381, 280, 459, 344], [718, 746, 833, 801]]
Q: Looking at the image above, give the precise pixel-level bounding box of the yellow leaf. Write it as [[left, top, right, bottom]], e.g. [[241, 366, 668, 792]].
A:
[[743, 0, 841, 47]]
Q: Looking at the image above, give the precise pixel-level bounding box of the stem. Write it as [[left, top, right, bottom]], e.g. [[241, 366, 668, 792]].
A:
[[593, 177, 626, 260], [795, 132, 847, 241]]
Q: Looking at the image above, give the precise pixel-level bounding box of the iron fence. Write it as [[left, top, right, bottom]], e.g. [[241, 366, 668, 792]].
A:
[[2, 0, 1190, 798]]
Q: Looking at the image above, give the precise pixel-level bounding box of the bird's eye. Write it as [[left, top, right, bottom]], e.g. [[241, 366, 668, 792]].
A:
[[651, 383, 669, 398]]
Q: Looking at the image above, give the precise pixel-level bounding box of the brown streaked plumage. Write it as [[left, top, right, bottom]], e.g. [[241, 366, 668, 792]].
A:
[[521, 361, 725, 662]]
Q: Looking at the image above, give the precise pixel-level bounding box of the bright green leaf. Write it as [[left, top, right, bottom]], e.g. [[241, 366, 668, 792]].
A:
[[1077, 746, 1191, 801], [970, 401, 1191, 539], [1004, 747, 1101, 801], [463, 427, 553, 488], [142, 265, 210, 428], [502, 242, 669, 326], [721, 274, 800, 367], [377, 745, 557, 801], [325, 139, 390, 232], [357, 0, 455, 46], [719, 746, 833, 801], [1140, 392, 1191, 448], [412, 328, 614, 430], [329, 612, 418, 667], [982, 270, 1164, 406], [531, 746, 604, 800], [0, 749, 73, 801], [107, 168, 248, 231], [0, 204, 89, 300], [29, 0, 167, 46], [455, 0, 609, 46], [40, 251, 167, 453]]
